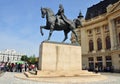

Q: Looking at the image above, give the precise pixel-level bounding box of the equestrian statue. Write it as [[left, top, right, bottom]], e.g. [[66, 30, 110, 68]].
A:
[[40, 4, 82, 43]]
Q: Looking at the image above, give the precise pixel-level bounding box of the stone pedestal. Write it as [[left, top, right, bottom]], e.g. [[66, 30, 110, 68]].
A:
[[38, 41, 82, 71], [25, 41, 101, 78]]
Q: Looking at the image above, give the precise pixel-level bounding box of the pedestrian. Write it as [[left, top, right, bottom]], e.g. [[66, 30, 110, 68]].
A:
[[95, 66, 98, 73], [34, 65, 38, 75], [25, 63, 28, 72]]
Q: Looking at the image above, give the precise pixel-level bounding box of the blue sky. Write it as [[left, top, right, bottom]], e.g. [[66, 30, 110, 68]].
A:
[[0, 0, 101, 56]]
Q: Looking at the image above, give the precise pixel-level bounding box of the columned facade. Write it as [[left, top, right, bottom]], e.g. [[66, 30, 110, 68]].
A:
[[71, 0, 120, 72], [0, 49, 25, 62]]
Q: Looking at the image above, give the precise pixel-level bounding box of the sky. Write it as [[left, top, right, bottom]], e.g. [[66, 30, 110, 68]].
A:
[[0, 0, 102, 56]]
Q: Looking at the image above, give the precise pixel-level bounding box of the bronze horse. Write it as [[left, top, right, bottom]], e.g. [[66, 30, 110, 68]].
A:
[[40, 7, 79, 42]]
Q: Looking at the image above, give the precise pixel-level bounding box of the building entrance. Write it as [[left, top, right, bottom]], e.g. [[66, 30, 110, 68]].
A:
[[97, 56, 103, 71], [88, 57, 94, 71], [105, 56, 112, 72]]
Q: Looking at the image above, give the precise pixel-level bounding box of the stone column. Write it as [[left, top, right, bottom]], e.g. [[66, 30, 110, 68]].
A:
[[108, 19, 117, 50], [101, 26, 105, 52], [93, 29, 97, 53], [81, 29, 89, 54], [102, 56, 106, 68], [86, 30, 89, 53]]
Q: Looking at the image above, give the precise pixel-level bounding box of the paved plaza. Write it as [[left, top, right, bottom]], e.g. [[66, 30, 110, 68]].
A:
[[0, 72, 120, 84]]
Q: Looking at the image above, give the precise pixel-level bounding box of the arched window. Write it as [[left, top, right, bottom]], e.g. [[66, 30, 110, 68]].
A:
[[106, 36, 111, 49], [97, 38, 102, 50], [119, 33, 120, 44], [89, 40, 94, 52]]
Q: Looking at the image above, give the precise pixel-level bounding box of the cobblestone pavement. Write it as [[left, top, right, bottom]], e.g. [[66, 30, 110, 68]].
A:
[[0, 72, 50, 84], [0, 72, 120, 84]]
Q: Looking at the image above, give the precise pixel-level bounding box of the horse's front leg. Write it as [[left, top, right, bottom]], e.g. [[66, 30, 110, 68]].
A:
[[40, 26, 46, 36], [47, 25, 54, 41], [47, 28, 53, 41]]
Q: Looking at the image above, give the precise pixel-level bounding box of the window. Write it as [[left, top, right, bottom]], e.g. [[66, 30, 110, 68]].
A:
[[117, 19, 120, 24], [88, 57, 94, 71], [88, 57, 94, 61], [106, 36, 111, 49], [104, 25, 109, 32], [97, 57, 102, 61], [97, 38, 102, 50], [88, 30, 92, 34], [119, 54, 120, 58], [96, 56, 103, 71], [119, 33, 120, 44], [105, 56, 112, 67], [89, 40, 94, 52], [96, 28, 100, 33], [106, 56, 111, 61]]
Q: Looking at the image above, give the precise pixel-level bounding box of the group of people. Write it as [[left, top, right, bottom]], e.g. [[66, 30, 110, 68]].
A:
[[88, 65, 114, 73], [0, 62, 37, 73]]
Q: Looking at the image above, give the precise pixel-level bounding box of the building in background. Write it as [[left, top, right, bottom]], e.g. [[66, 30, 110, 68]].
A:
[[0, 49, 25, 62], [71, 0, 120, 72]]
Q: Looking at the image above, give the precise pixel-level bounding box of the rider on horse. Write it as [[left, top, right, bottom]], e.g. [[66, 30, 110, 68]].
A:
[[56, 4, 69, 26], [40, 6, 79, 42]]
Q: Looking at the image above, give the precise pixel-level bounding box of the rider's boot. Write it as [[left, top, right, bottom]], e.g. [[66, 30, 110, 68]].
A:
[[56, 16, 60, 25]]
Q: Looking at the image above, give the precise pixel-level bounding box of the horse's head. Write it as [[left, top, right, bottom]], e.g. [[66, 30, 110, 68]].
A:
[[41, 7, 55, 18], [41, 7, 46, 18]]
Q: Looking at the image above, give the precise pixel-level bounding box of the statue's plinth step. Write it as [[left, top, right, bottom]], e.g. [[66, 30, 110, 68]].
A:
[[24, 70, 101, 78]]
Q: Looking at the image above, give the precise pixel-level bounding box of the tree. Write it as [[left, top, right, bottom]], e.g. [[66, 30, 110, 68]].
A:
[[21, 54, 39, 64], [21, 55, 28, 62], [28, 55, 36, 64]]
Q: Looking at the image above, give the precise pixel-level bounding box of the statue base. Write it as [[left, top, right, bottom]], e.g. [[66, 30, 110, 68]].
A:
[[24, 41, 106, 82], [38, 41, 82, 71]]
